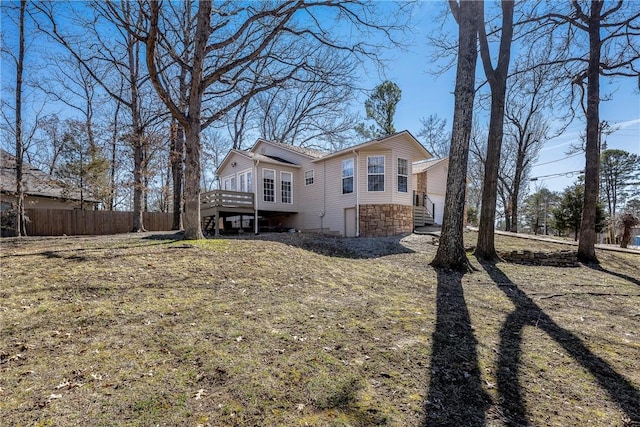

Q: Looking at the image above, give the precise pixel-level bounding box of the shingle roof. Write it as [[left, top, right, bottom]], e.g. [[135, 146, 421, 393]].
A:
[[412, 157, 448, 174], [1, 149, 100, 202], [257, 140, 327, 159]]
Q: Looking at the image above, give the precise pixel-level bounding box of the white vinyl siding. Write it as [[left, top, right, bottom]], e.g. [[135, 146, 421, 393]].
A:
[[263, 169, 275, 202], [397, 158, 408, 193], [367, 155, 385, 192], [281, 171, 292, 204], [342, 159, 354, 194]]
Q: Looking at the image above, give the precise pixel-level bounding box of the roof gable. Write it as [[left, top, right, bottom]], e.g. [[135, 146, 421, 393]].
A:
[[311, 130, 431, 163]]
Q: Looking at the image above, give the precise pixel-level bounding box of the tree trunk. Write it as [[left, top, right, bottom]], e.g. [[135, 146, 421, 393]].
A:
[[474, 0, 513, 262], [430, 0, 480, 272], [577, 2, 603, 263], [171, 120, 184, 230], [131, 135, 145, 231], [14, 0, 27, 237], [129, 28, 145, 232], [183, 122, 204, 240], [108, 101, 121, 210]]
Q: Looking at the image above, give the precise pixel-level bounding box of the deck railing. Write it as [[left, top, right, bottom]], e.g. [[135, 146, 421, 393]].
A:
[[200, 189, 254, 212]]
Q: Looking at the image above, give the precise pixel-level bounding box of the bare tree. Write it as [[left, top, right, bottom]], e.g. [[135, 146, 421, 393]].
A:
[[431, 0, 481, 272], [117, 0, 409, 240], [0, 0, 28, 235], [498, 67, 551, 232], [526, 1, 640, 263], [418, 114, 450, 159], [474, 0, 514, 262], [35, 1, 165, 230]]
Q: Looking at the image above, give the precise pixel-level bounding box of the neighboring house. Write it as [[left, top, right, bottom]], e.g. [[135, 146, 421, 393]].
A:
[[412, 157, 449, 225], [0, 149, 99, 212], [211, 131, 437, 237]]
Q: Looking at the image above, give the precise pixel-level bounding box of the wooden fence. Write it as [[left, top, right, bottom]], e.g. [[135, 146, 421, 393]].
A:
[[25, 209, 173, 236]]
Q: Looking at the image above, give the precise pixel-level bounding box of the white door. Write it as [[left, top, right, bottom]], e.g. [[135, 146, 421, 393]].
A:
[[345, 207, 357, 237]]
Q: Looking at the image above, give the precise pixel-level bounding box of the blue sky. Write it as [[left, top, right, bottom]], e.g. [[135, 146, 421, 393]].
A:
[[2, 1, 638, 195], [355, 2, 640, 194]]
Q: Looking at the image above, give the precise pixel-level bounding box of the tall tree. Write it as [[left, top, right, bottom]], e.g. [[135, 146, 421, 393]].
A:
[[227, 48, 358, 151], [431, 0, 481, 272], [36, 1, 164, 230], [418, 113, 450, 158], [356, 80, 402, 139], [498, 68, 551, 232], [14, 0, 27, 236], [600, 149, 640, 219], [129, 1, 407, 240], [0, 0, 29, 235], [529, 1, 640, 262], [474, 0, 514, 261]]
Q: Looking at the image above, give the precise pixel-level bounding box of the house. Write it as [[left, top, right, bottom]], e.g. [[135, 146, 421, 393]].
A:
[[412, 157, 450, 226], [0, 149, 99, 212], [210, 131, 438, 237]]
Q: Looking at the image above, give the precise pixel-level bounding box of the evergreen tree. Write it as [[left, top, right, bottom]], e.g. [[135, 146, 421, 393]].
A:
[[355, 80, 401, 138], [553, 180, 606, 241]]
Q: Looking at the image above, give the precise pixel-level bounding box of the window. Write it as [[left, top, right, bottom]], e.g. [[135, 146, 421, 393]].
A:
[[263, 169, 275, 202], [367, 155, 385, 192], [239, 170, 252, 192], [223, 176, 236, 191], [342, 159, 354, 194], [305, 170, 314, 186], [397, 158, 408, 193], [281, 172, 292, 204]]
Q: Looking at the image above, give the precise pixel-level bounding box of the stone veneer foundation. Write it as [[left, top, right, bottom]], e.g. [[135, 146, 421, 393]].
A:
[[359, 204, 413, 237]]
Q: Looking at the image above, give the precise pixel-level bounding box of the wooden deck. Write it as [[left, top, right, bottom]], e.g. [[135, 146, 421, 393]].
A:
[[200, 190, 255, 235]]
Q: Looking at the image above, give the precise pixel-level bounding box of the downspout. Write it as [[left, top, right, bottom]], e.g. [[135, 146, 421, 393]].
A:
[[322, 161, 326, 232], [254, 159, 259, 234], [352, 149, 359, 237]]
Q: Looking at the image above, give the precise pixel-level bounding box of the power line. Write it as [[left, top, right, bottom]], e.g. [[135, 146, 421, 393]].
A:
[[534, 152, 583, 167], [530, 169, 584, 181]]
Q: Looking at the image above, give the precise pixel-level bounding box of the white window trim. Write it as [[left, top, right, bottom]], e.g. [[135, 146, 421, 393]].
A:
[[238, 168, 252, 193], [222, 174, 236, 191], [280, 171, 293, 204], [342, 158, 354, 195], [263, 168, 276, 203], [367, 155, 385, 192], [304, 169, 314, 186], [397, 158, 408, 193]]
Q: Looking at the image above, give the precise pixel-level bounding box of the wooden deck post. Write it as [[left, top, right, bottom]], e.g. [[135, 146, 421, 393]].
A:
[[214, 209, 220, 237]]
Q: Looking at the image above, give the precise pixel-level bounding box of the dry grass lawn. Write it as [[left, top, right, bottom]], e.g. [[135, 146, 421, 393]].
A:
[[0, 230, 638, 426]]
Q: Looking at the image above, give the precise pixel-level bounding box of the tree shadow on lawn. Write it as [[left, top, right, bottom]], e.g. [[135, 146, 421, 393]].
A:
[[583, 262, 640, 287], [424, 269, 491, 426], [480, 261, 640, 426]]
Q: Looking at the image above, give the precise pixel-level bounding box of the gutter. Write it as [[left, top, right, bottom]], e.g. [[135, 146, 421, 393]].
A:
[[254, 159, 259, 234]]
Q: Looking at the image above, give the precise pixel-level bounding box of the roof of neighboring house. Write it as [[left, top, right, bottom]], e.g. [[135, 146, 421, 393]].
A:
[[412, 157, 449, 174], [311, 130, 432, 163], [0, 149, 100, 203], [252, 139, 328, 159]]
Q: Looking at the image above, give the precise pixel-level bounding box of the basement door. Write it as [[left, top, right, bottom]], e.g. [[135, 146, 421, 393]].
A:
[[344, 207, 357, 237]]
